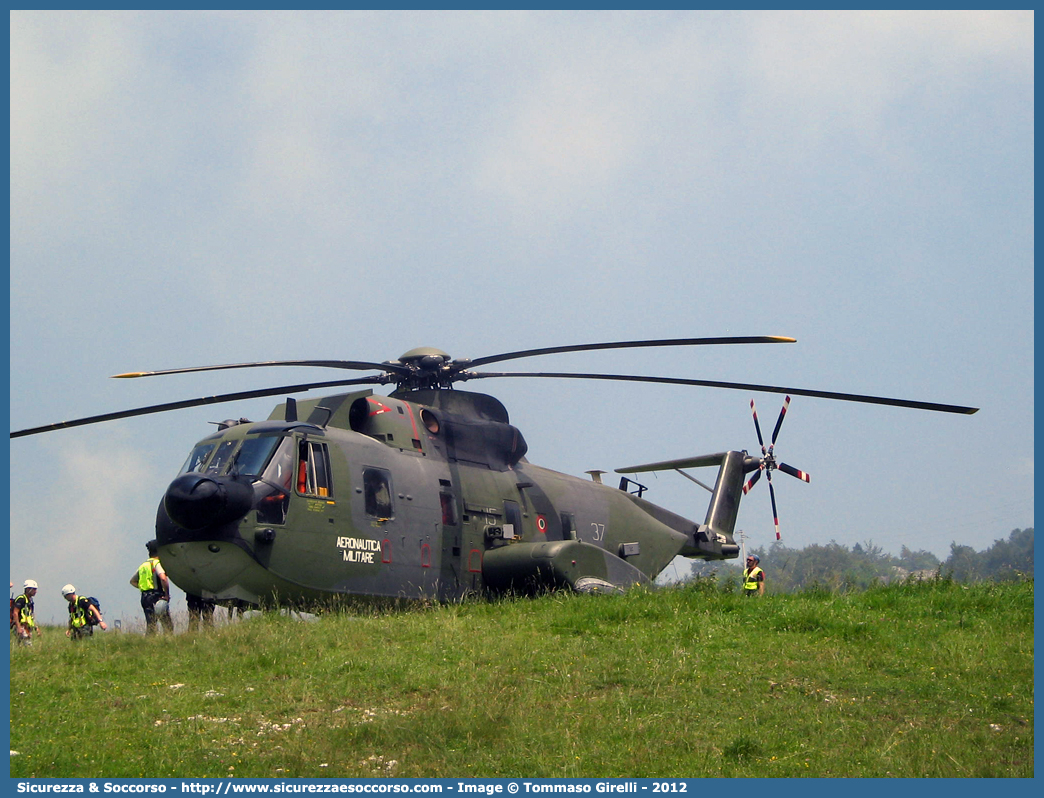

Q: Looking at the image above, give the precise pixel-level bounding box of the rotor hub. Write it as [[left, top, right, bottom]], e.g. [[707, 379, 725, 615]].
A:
[[388, 347, 473, 390]]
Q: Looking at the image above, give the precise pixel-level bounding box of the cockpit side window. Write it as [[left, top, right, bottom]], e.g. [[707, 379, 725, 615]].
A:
[[256, 437, 295, 526], [297, 440, 333, 498], [261, 437, 295, 490]]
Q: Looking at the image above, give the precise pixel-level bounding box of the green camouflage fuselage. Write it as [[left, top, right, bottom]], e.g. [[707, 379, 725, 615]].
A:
[[156, 389, 741, 607]]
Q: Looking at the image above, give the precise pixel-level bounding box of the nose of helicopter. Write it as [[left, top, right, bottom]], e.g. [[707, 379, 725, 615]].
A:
[[163, 472, 255, 530]]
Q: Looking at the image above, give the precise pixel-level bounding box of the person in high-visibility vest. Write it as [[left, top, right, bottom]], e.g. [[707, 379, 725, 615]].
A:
[[62, 584, 108, 640], [130, 540, 173, 634], [12, 579, 38, 645], [743, 554, 765, 597]]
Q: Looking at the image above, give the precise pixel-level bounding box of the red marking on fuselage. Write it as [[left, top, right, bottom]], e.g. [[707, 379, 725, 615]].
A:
[[367, 397, 391, 416], [403, 401, 421, 446]]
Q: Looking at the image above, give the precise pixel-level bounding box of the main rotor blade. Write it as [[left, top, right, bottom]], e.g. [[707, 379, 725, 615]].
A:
[[467, 336, 796, 368], [10, 377, 381, 438], [465, 371, 979, 414], [112, 359, 409, 379]]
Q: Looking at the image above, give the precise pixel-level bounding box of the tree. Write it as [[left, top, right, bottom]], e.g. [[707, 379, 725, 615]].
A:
[[677, 527, 1032, 592], [898, 545, 941, 572], [943, 528, 1033, 582], [944, 543, 981, 581]]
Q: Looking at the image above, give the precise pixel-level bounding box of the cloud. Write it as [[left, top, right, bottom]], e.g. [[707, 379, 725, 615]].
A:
[[10, 431, 166, 624], [8, 11, 1033, 624]]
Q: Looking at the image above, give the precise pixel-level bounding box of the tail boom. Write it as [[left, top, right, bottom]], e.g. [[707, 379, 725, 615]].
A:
[[616, 450, 757, 561]]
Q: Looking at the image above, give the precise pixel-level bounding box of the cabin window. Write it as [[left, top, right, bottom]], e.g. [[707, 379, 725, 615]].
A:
[[561, 513, 576, 541], [440, 491, 458, 526], [180, 443, 216, 474], [363, 468, 393, 519], [297, 441, 333, 498], [504, 500, 523, 540]]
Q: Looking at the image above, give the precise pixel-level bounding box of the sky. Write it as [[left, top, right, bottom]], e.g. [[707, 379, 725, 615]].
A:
[[8, 10, 1034, 628]]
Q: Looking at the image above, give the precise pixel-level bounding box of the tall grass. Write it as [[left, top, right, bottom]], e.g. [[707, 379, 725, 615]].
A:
[[9, 578, 1033, 778]]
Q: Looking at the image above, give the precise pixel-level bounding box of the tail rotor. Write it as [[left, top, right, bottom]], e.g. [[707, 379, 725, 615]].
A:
[[742, 396, 810, 540]]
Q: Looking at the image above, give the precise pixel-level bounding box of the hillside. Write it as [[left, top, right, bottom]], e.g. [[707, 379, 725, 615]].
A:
[[9, 578, 1033, 778]]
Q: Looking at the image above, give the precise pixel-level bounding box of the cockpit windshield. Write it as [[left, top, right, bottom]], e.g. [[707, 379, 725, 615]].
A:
[[206, 440, 239, 474], [180, 443, 216, 474], [229, 435, 284, 478], [177, 434, 286, 480]]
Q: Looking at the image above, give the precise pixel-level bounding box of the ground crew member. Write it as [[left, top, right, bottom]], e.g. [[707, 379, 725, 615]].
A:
[[12, 579, 38, 645], [131, 540, 173, 634], [743, 554, 765, 597], [62, 584, 108, 639], [186, 593, 216, 632]]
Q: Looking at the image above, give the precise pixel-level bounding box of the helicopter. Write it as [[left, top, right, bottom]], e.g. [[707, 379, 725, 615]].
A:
[[10, 336, 978, 608]]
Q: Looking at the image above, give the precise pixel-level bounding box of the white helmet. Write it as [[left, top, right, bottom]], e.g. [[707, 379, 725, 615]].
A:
[[23, 579, 38, 590], [61, 584, 76, 597]]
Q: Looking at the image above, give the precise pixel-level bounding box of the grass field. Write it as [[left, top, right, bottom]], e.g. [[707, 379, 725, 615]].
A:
[[9, 578, 1033, 779]]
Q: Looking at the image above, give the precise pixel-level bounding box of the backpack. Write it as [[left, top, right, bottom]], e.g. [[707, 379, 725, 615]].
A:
[[83, 596, 102, 625]]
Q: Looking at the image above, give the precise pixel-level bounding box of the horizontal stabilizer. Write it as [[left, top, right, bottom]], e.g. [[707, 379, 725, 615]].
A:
[[615, 452, 731, 474]]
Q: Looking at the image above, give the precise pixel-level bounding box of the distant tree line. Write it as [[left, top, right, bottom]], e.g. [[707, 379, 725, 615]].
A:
[[686, 527, 1033, 593]]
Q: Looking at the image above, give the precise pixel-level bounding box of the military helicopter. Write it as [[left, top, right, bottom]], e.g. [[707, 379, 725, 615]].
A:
[[10, 336, 978, 607]]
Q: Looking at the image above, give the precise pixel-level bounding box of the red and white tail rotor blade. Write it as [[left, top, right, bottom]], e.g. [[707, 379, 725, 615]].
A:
[[750, 399, 768, 455], [743, 466, 763, 495], [767, 470, 781, 541], [778, 462, 811, 483], [770, 395, 791, 450]]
